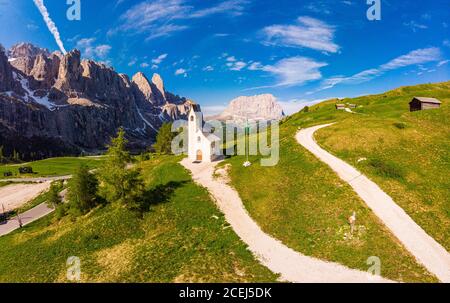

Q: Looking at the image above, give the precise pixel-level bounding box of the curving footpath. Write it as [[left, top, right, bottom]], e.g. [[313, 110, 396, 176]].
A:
[[181, 158, 391, 283], [296, 124, 450, 282]]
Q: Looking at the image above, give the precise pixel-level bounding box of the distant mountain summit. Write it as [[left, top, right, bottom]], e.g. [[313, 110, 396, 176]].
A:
[[216, 94, 285, 122], [0, 42, 191, 159]]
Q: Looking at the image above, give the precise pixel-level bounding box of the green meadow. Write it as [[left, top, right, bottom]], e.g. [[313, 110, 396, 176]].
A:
[[314, 82, 450, 251], [0, 157, 106, 179], [0, 81, 448, 283], [0, 156, 277, 282], [222, 81, 450, 282]]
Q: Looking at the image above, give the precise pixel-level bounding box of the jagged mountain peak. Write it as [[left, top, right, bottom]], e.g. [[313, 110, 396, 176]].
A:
[[132, 71, 154, 100], [151, 73, 165, 99], [8, 42, 50, 59], [0, 41, 191, 159]]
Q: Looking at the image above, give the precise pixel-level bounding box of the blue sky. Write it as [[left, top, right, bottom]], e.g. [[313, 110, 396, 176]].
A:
[[0, 0, 449, 115]]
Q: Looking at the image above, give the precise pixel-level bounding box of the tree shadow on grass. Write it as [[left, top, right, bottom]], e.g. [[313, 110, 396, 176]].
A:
[[139, 181, 188, 213]]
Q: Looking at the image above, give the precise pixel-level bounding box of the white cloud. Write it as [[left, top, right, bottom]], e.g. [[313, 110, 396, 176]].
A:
[[223, 55, 247, 71], [228, 61, 247, 71], [146, 24, 189, 41], [248, 62, 263, 70], [403, 21, 428, 32], [128, 58, 137, 66], [76, 38, 112, 59], [152, 53, 168, 65], [175, 68, 187, 76], [140, 62, 150, 68], [26, 23, 39, 31], [190, 0, 248, 18], [115, 0, 248, 40], [304, 2, 331, 15], [262, 16, 339, 53], [317, 47, 442, 91], [33, 0, 67, 54], [203, 65, 214, 71], [380, 48, 441, 70], [437, 60, 449, 67], [249, 57, 327, 88], [94, 45, 112, 58]]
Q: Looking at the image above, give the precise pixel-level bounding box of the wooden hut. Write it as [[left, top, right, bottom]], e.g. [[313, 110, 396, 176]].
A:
[[335, 104, 345, 110], [409, 97, 441, 112]]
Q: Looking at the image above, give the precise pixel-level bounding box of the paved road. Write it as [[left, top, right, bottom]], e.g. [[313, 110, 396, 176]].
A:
[[0, 175, 72, 183], [296, 124, 450, 282], [181, 158, 391, 283], [0, 203, 54, 237]]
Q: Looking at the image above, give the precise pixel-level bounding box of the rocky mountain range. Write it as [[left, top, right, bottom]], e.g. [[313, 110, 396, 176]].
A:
[[0, 42, 191, 160], [213, 94, 285, 122]]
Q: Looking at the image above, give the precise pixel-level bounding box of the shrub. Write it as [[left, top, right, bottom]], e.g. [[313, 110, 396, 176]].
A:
[[393, 122, 407, 129], [18, 166, 33, 174], [47, 181, 63, 208], [139, 152, 151, 162], [368, 158, 404, 180]]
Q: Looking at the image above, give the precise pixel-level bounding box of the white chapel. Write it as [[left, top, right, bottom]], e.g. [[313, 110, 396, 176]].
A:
[[187, 102, 220, 163]]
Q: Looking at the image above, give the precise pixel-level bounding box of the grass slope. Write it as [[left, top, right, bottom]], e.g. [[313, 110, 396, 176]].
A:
[[0, 157, 106, 179], [0, 156, 277, 282], [313, 81, 450, 251], [223, 81, 450, 282]]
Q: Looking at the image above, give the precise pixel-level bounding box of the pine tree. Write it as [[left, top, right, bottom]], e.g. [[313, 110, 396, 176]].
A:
[[153, 122, 175, 154], [67, 165, 98, 215], [97, 128, 144, 210]]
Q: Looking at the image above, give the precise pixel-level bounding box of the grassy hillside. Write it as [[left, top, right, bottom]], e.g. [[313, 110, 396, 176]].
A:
[[0, 156, 277, 282], [222, 81, 450, 282], [313, 82, 450, 251], [0, 157, 106, 179]]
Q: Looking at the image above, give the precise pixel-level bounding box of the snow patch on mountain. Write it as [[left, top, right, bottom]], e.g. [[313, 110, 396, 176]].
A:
[[14, 71, 56, 110]]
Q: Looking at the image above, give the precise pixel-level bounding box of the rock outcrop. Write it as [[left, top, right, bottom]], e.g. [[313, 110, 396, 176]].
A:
[[0, 42, 191, 160], [151, 73, 166, 100], [217, 94, 285, 121], [8, 42, 49, 58], [0, 48, 14, 92]]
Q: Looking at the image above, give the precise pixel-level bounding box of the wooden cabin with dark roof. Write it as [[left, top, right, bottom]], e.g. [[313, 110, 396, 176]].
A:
[[409, 97, 442, 112]]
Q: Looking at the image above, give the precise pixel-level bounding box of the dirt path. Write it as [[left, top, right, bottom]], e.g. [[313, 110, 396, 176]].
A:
[[0, 182, 51, 212], [296, 124, 450, 282], [181, 158, 391, 283]]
